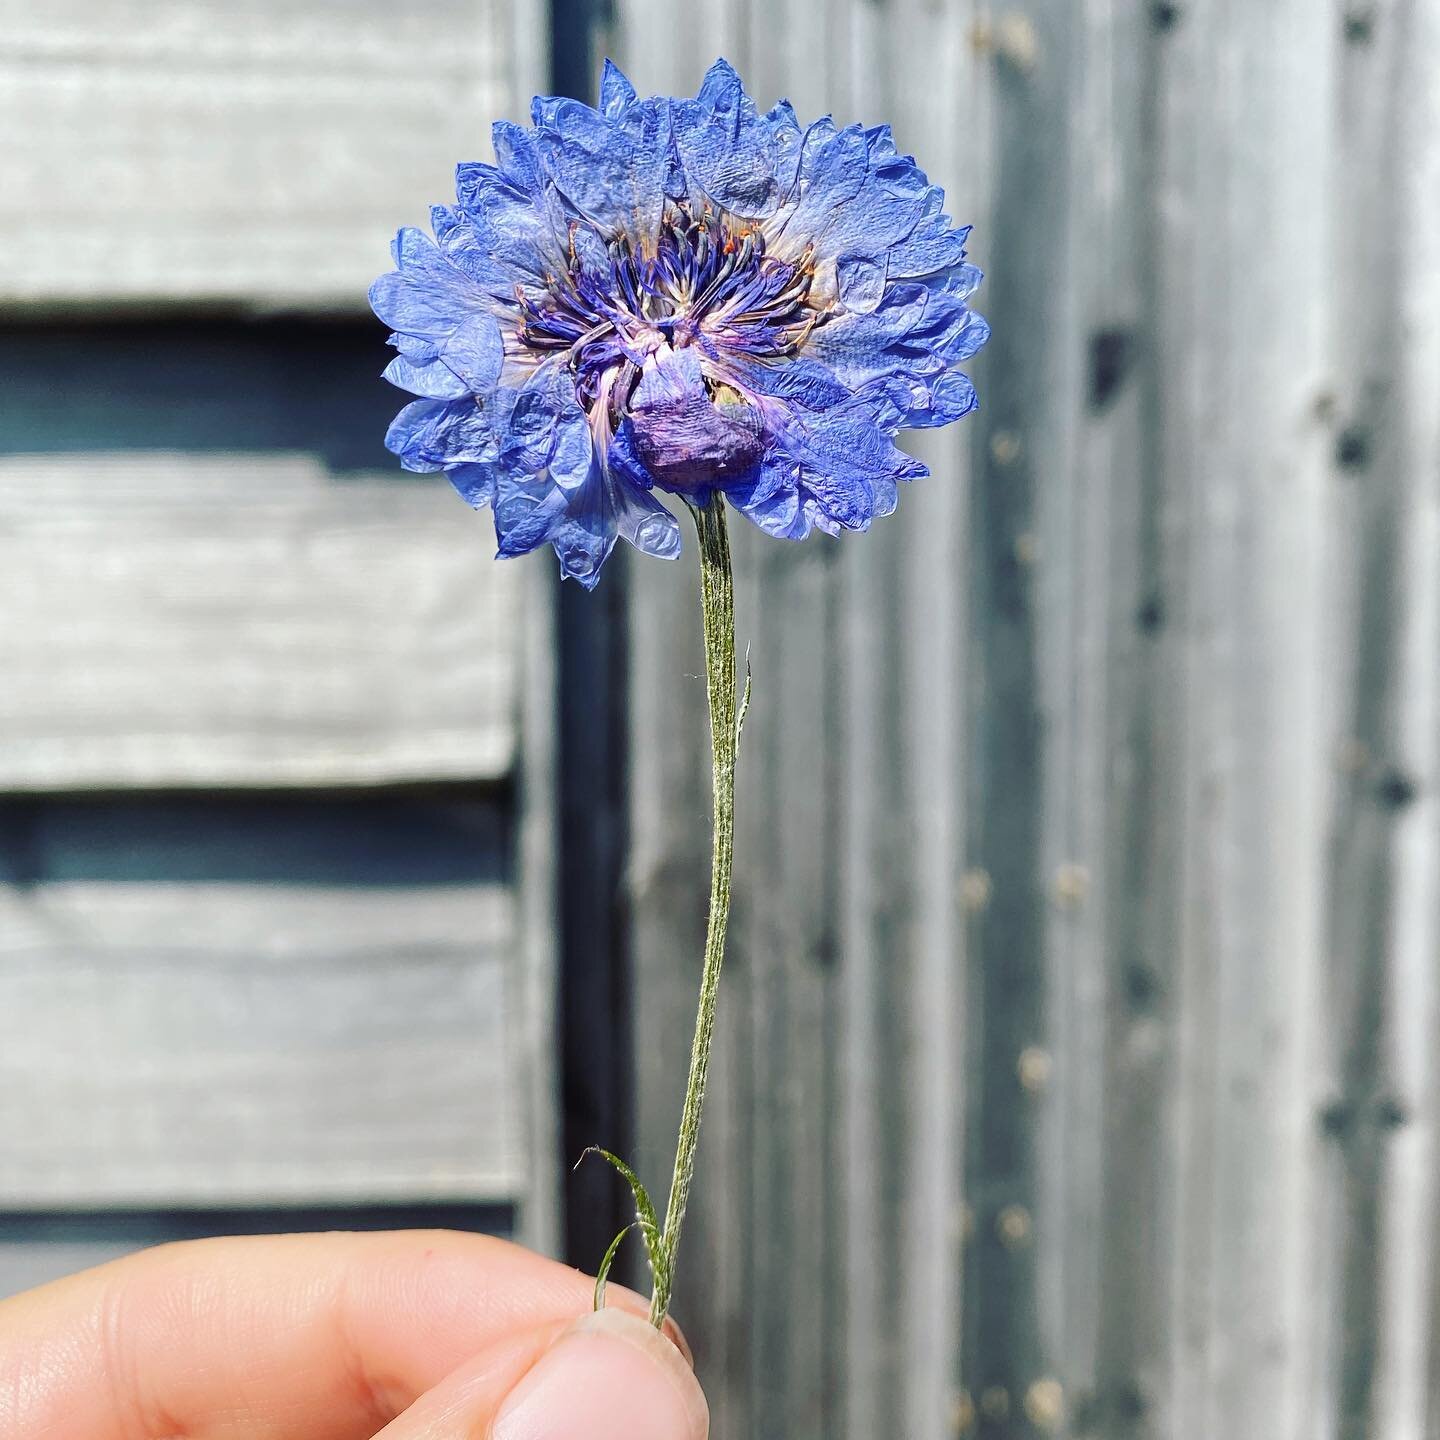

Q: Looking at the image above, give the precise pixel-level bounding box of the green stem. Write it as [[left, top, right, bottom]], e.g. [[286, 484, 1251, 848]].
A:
[[649, 491, 739, 1330]]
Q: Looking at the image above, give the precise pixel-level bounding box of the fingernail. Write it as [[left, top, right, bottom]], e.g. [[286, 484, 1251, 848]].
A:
[[491, 1308, 708, 1440]]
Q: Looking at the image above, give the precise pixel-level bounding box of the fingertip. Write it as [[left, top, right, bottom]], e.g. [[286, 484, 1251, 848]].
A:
[[491, 1308, 708, 1440], [662, 1314, 695, 1369]]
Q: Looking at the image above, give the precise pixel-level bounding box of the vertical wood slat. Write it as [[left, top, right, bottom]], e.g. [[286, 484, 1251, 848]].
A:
[[1153, 8, 1333, 1440], [613, 10, 980, 1439], [1323, 3, 1440, 1438], [1373, 0, 1440, 1425]]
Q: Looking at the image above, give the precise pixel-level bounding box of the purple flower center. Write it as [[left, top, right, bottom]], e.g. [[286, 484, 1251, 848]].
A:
[[517, 203, 817, 453]]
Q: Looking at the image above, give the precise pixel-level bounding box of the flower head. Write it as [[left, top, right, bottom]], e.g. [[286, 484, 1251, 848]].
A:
[[371, 59, 989, 587]]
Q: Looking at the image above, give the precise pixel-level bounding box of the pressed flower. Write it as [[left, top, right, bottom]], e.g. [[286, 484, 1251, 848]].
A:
[[371, 59, 992, 1335], [371, 58, 989, 587]]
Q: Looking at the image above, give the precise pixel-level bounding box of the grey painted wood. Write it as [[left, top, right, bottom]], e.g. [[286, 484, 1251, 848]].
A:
[[0, 0, 536, 309], [0, 0, 561, 1279], [1321, 4, 1440, 1439], [1148, 10, 1335, 1440], [0, 803, 523, 1205], [516, 559, 563, 1257], [0, 454, 518, 790], [614, 5, 1440, 1439], [615, 15, 979, 1440]]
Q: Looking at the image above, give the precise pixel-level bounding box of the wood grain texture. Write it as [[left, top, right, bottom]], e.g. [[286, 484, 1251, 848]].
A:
[[515, 558, 563, 1257], [0, 796, 523, 1207], [0, 453, 518, 790], [613, 4, 1440, 1439], [613, 12, 980, 1439], [1321, 3, 1440, 1438], [0, 0, 536, 309]]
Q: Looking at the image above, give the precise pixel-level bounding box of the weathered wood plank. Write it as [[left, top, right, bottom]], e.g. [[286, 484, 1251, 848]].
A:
[[1153, 8, 1335, 1440], [614, 18, 981, 1440], [515, 561, 563, 1258], [1322, 3, 1440, 1439], [613, 26, 846, 1440], [956, 2, 1073, 1434], [836, 7, 980, 1438], [0, 453, 518, 790], [606, 8, 1440, 1440], [0, 0, 536, 308], [0, 797, 523, 1206]]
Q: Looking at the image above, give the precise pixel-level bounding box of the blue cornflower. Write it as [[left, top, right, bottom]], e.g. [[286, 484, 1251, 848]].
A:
[[371, 58, 989, 587]]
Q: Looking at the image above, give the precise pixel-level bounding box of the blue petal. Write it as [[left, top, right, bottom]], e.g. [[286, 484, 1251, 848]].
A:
[[730, 355, 850, 412], [448, 461, 499, 510], [494, 473, 571, 556], [599, 58, 637, 118], [490, 120, 545, 193], [606, 422, 655, 490], [390, 332, 441, 363], [672, 59, 781, 216], [385, 399, 450, 473], [490, 461, 681, 590], [438, 312, 505, 392], [802, 276, 988, 426], [452, 154, 567, 286], [496, 367, 592, 489], [764, 125, 945, 280], [837, 255, 886, 313], [370, 227, 499, 342], [383, 353, 470, 400], [533, 96, 669, 245], [776, 122, 870, 235], [384, 396, 492, 472], [727, 395, 927, 538], [726, 456, 809, 540], [552, 469, 683, 584]]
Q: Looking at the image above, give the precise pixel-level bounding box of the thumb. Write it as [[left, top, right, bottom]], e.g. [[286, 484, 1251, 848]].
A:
[[375, 1307, 709, 1440]]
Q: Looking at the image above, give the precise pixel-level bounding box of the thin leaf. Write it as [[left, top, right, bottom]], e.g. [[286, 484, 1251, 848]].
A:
[[577, 1146, 668, 1291], [593, 1221, 638, 1311], [736, 641, 753, 742]]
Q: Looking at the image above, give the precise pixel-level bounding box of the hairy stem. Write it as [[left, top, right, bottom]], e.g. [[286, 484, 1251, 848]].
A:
[[649, 491, 739, 1329]]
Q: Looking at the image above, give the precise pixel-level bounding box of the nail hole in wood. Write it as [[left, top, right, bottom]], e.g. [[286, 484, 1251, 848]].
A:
[[1124, 964, 1159, 1011], [1376, 767, 1418, 809], [1115, 1382, 1147, 1421], [1335, 424, 1371, 469], [1089, 328, 1133, 410], [1344, 10, 1375, 43], [1376, 1095, 1409, 1130]]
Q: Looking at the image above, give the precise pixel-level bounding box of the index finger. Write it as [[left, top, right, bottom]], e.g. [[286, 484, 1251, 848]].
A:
[[0, 1229, 672, 1440]]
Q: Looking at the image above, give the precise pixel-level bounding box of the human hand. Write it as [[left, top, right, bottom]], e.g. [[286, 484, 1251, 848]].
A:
[[0, 1229, 707, 1439]]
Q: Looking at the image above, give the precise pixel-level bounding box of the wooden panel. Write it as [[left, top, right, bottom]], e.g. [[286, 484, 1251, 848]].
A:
[[0, 453, 518, 790], [1320, 3, 1440, 1438], [0, 0, 544, 308], [615, 14, 980, 1440], [614, 8, 1440, 1440], [515, 559, 563, 1258], [0, 796, 522, 1207]]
